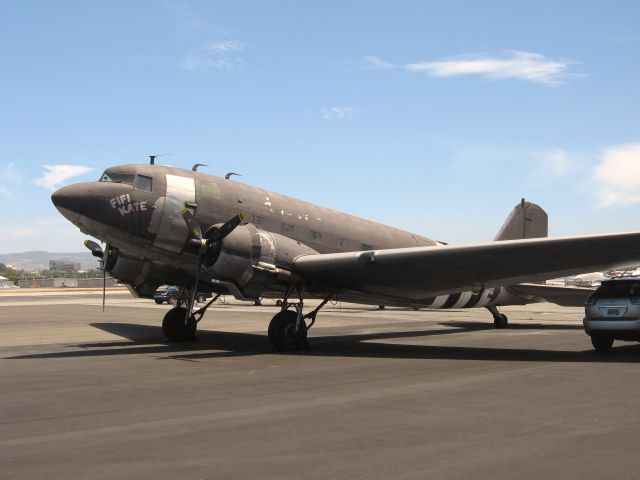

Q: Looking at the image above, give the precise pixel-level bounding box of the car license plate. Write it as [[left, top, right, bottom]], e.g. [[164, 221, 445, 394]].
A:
[[607, 308, 621, 316]]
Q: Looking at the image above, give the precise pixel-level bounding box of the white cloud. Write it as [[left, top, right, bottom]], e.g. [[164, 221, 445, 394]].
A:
[[34, 165, 94, 191], [593, 143, 640, 207], [363, 55, 394, 70], [405, 50, 576, 85], [321, 106, 356, 120], [0, 162, 25, 197]]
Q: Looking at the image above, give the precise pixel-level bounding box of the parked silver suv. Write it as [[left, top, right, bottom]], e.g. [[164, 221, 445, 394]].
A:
[[584, 278, 640, 351]]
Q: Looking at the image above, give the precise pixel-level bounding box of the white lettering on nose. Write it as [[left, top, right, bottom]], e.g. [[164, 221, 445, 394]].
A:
[[110, 195, 149, 216]]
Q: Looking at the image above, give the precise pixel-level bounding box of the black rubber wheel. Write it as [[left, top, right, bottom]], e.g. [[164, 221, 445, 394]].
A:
[[378, 305, 386, 310], [162, 307, 197, 341], [591, 334, 614, 352], [275, 300, 282, 307], [196, 294, 206, 304], [268, 310, 308, 351], [167, 295, 177, 306], [494, 314, 508, 329], [155, 299, 163, 304]]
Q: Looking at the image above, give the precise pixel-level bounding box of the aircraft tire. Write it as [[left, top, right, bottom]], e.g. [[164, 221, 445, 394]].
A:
[[494, 314, 508, 329], [591, 334, 614, 352], [268, 310, 308, 351], [162, 307, 196, 341]]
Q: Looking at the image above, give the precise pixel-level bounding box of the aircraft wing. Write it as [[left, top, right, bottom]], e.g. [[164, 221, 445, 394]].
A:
[[293, 232, 640, 303]]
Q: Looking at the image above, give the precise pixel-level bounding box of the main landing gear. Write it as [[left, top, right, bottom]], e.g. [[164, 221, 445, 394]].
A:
[[162, 291, 221, 342], [268, 287, 333, 351], [486, 305, 508, 329]]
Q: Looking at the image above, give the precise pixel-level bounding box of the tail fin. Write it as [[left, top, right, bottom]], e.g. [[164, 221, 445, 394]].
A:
[[494, 198, 548, 241]]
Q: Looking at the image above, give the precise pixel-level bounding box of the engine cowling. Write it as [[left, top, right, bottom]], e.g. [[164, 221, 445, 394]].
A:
[[107, 247, 192, 298], [206, 223, 318, 298]]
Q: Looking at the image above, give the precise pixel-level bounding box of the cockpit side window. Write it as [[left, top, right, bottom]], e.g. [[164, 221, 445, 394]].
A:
[[99, 171, 135, 185], [135, 175, 153, 192]]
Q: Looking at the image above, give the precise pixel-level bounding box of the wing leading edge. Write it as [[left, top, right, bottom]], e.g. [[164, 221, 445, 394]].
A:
[[293, 232, 640, 303]]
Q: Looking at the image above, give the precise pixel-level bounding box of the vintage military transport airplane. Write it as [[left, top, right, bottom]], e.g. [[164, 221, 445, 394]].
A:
[[51, 161, 640, 350]]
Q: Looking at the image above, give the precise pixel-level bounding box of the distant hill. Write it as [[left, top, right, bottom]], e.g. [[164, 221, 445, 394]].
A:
[[0, 251, 99, 272]]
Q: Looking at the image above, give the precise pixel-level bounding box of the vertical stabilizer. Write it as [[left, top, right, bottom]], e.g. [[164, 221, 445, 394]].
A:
[[493, 199, 548, 240]]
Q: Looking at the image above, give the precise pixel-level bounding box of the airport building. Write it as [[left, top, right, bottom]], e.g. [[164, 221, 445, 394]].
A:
[[49, 260, 82, 272], [15, 277, 118, 288]]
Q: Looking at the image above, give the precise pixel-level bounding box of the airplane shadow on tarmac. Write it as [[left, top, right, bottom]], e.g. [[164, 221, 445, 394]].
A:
[[6, 319, 640, 363]]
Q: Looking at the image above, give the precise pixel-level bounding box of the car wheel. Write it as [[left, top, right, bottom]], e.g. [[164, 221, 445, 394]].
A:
[[167, 295, 177, 306], [155, 299, 163, 304], [196, 294, 206, 304], [591, 334, 614, 352]]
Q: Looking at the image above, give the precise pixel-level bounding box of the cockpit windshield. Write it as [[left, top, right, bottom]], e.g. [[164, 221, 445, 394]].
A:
[[99, 171, 135, 185]]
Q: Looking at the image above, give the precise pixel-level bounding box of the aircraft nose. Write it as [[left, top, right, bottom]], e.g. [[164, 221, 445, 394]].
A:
[[51, 184, 87, 223]]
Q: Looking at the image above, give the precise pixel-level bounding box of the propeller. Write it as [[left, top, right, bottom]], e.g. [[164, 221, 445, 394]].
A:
[[83, 239, 112, 312], [180, 208, 245, 323], [84, 240, 104, 258], [204, 213, 245, 243]]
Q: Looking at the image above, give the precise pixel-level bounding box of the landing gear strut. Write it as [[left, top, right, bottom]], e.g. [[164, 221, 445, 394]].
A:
[[268, 287, 333, 351], [486, 305, 508, 328], [162, 293, 221, 341]]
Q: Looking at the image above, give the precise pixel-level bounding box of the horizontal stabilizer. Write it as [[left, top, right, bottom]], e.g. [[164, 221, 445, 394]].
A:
[[508, 283, 593, 307]]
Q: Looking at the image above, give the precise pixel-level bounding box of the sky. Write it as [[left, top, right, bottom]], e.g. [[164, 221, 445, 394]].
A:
[[1, 0, 640, 253]]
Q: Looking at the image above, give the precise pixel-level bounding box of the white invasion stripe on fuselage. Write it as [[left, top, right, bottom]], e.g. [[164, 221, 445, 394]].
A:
[[429, 295, 449, 309], [451, 291, 472, 309]]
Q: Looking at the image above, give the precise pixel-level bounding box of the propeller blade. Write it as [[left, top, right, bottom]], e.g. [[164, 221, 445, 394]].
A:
[[84, 239, 104, 258], [181, 207, 202, 240], [204, 213, 245, 244]]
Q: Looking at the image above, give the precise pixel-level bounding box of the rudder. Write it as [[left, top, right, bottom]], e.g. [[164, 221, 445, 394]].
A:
[[493, 198, 548, 240]]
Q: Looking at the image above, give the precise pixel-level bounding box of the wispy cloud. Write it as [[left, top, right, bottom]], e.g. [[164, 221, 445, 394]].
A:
[[0, 217, 84, 251], [593, 143, 640, 207], [0, 162, 25, 197], [182, 39, 245, 71], [321, 106, 356, 120], [405, 50, 577, 85], [612, 31, 637, 46], [207, 40, 244, 53], [445, 141, 579, 185], [34, 165, 94, 191], [163, 0, 208, 33], [537, 149, 574, 177], [363, 55, 394, 70]]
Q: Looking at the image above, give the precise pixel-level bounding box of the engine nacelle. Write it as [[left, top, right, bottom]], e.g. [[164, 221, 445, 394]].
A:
[[107, 248, 191, 298], [207, 223, 318, 298]]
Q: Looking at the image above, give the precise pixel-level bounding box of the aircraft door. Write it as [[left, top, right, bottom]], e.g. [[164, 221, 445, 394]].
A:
[[153, 174, 196, 253]]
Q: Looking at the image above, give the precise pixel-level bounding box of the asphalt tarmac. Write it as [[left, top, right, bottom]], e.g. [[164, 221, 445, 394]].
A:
[[2, 290, 640, 479]]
